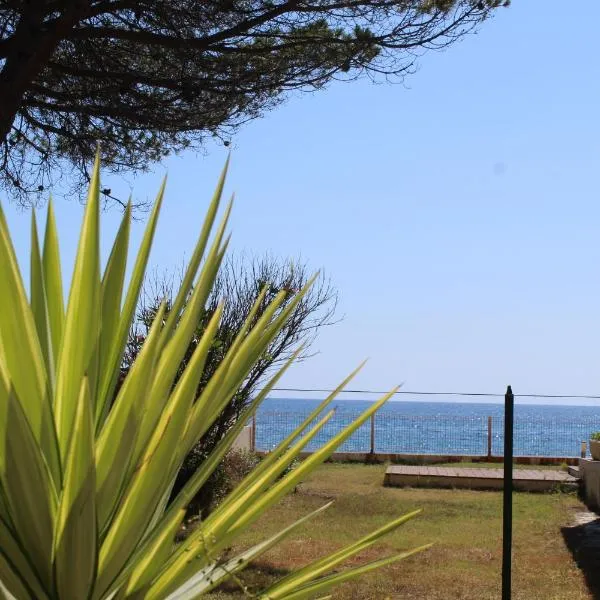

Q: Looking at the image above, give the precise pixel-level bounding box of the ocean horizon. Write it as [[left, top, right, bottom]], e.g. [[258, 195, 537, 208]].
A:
[[255, 398, 600, 457]]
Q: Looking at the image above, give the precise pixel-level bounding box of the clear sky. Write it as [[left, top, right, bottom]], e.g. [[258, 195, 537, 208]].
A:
[[4, 1, 600, 405]]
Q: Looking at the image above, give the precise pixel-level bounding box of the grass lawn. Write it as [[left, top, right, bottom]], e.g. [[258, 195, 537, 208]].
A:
[[205, 463, 591, 600]]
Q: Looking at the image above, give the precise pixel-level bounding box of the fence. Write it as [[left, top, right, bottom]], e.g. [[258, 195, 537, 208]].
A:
[[252, 411, 600, 458]]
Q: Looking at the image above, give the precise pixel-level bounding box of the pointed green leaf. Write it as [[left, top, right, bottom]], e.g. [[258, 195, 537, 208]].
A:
[[164, 503, 333, 600], [263, 545, 432, 600], [42, 200, 65, 372], [54, 377, 97, 600], [95, 180, 166, 429], [97, 203, 131, 419], [0, 379, 57, 590], [0, 553, 29, 600], [225, 360, 366, 506], [133, 211, 230, 463], [0, 204, 60, 484], [171, 345, 302, 518], [151, 409, 336, 596], [30, 211, 53, 379], [95, 304, 167, 534], [135, 348, 306, 595], [265, 510, 422, 598], [0, 518, 48, 600], [162, 157, 229, 342], [54, 154, 101, 461], [214, 388, 399, 548], [97, 306, 220, 595]]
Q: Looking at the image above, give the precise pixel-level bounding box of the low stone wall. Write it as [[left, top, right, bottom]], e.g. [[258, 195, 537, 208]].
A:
[[308, 451, 578, 466], [255, 450, 579, 466]]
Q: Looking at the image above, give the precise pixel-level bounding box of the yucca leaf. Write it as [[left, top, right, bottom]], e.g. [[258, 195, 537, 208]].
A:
[[180, 287, 291, 456], [169, 345, 303, 519], [95, 303, 167, 534], [54, 376, 97, 600], [136, 302, 226, 531], [0, 518, 48, 600], [97, 303, 224, 595], [264, 510, 423, 598], [133, 209, 231, 463], [150, 410, 336, 598], [0, 554, 29, 600], [217, 389, 398, 545], [54, 153, 101, 461], [0, 204, 60, 484], [0, 380, 57, 590], [263, 545, 433, 600], [197, 363, 366, 532], [212, 411, 337, 549], [95, 179, 166, 429], [42, 200, 65, 373], [163, 502, 333, 600], [97, 203, 131, 418], [193, 276, 317, 433], [225, 360, 366, 505], [114, 348, 298, 596], [162, 157, 229, 342], [30, 211, 53, 380], [0, 159, 427, 600], [151, 303, 224, 488], [120, 507, 186, 598]]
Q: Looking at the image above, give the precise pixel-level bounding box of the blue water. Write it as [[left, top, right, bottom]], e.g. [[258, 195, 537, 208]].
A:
[[255, 398, 600, 457]]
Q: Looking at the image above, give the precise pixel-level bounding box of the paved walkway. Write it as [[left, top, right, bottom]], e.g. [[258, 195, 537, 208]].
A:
[[384, 465, 578, 492]]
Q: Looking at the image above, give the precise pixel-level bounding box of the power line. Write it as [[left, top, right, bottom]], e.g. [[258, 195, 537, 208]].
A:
[[263, 387, 600, 400]]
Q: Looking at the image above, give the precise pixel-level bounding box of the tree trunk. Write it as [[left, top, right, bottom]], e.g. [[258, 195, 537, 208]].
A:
[[0, 2, 90, 143]]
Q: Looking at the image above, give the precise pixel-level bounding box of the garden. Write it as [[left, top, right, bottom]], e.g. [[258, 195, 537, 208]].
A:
[[206, 462, 592, 599]]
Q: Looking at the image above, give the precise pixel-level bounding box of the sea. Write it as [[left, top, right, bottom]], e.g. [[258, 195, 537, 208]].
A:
[[254, 398, 600, 458]]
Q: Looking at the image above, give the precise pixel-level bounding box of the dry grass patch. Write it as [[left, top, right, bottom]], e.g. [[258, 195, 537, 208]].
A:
[[205, 463, 590, 599]]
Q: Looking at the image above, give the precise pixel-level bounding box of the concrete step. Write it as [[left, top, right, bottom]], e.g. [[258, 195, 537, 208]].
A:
[[384, 465, 578, 492]]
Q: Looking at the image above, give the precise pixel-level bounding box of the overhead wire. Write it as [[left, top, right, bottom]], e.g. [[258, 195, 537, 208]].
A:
[[260, 387, 600, 400]]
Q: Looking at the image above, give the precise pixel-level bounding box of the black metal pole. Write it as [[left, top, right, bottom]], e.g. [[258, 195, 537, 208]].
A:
[[502, 385, 514, 600]]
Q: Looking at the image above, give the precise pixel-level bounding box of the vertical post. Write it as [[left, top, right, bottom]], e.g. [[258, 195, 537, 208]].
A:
[[487, 416, 493, 459], [251, 414, 256, 453], [581, 440, 587, 459], [370, 414, 375, 454], [502, 385, 514, 600]]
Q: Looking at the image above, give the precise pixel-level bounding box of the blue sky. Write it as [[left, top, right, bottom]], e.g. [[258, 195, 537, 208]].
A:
[[5, 1, 600, 404]]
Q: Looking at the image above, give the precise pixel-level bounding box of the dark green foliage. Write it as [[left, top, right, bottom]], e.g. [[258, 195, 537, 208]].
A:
[[120, 254, 336, 515], [0, 1, 507, 204]]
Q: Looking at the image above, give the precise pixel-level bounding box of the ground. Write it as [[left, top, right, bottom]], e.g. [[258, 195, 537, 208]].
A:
[[205, 463, 592, 599]]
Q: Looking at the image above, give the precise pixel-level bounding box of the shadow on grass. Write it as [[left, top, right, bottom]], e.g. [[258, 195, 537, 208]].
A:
[[562, 517, 600, 599], [212, 561, 291, 595]]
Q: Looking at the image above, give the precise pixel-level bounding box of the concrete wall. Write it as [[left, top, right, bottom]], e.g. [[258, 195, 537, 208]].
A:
[[231, 426, 253, 451], [580, 458, 600, 511], [255, 450, 579, 466]]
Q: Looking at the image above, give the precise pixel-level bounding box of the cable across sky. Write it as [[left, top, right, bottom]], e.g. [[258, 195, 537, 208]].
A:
[[262, 388, 600, 400]]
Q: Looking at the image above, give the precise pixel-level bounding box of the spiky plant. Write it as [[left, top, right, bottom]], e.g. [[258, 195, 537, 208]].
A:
[[0, 156, 430, 599]]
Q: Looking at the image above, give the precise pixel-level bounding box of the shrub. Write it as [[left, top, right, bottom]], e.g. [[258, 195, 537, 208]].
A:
[[0, 156, 429, 599], [591, 432, 600, 441], [125, 255, 337, 518], [180, 448, 261, 518]]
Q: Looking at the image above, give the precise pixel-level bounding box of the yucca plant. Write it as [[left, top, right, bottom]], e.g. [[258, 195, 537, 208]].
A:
[[0, 155, 430, 600]]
